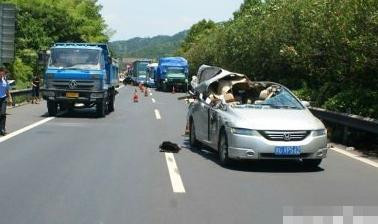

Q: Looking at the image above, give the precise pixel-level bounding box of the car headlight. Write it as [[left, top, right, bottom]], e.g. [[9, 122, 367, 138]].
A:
[[313, 129, 327, 136], [230, 128, 257, 136], [165, 78, 168, 82]]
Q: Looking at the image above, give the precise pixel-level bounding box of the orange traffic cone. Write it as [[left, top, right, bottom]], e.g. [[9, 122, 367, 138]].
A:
[[172, 86, 176, 94], [133, 89, 139, 103], [144, 87, 149, 97]]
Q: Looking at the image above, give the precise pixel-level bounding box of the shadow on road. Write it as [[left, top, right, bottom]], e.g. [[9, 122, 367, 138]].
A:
[[181, 139, 324, 173], [40, 109, 101, 119]]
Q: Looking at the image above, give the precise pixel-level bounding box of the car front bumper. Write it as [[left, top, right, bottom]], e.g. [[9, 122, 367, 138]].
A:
[[226, 128, 328, 160]]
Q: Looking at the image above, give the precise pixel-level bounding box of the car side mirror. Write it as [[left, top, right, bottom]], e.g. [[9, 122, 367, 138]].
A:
[[301, 101, 310, 107]]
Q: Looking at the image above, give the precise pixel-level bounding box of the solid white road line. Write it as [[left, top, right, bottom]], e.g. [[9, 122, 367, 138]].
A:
[[154, 109, 161, 120], [0, 117, 55, 144], [331, 147, 378, 169], [152, 98, 156, 103], [165, 153, 186, 193]]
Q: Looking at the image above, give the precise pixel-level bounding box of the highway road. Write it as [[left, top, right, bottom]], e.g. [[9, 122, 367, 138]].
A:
[[0, 86, 378, 224]]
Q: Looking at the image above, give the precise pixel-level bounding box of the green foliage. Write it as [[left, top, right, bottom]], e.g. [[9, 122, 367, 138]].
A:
[[179, 0, 378, 118], [110, 31, 187, 59], [1, 0, 109, 84]]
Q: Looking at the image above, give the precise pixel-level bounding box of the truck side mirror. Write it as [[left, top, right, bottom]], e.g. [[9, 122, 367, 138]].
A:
[[38, 51, 50, 65]]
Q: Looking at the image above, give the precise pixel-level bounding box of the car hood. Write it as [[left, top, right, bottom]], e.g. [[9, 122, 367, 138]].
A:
[[230, 108, 324, 130]]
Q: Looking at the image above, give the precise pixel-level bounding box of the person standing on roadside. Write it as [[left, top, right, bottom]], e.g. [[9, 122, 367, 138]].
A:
[[0, 67, 13, 136], [31, 74, 41, 104]]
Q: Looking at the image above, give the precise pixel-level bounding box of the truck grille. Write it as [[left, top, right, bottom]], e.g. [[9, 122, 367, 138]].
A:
[[259, 130, 310, 141], [52, 80, 96, 90]]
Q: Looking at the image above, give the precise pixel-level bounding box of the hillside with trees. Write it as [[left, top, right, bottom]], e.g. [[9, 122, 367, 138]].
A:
[[110, 31, 187, 59], [0, 0, 109, 88], [178, 0, 378, 119]]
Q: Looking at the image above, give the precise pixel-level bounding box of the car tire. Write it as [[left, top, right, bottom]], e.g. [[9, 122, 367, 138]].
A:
[[218, 131, 231, 167], [189, 120, 200, 148], [302, 159, 322, 168]]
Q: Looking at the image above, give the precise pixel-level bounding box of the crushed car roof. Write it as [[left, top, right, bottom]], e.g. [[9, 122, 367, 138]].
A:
[[193, 65, 248, 93]]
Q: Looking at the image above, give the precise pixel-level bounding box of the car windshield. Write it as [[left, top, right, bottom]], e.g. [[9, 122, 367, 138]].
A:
[[49, 48, 101, 70], [234, 88, 304, 109]]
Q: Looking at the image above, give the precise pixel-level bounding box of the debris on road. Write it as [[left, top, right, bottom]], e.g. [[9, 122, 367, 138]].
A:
[[159, 141, 181, 153]]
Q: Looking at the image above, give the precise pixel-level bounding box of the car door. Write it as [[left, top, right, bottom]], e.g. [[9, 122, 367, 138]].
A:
[[208, 107, 219, 145], [194, 99, 210, 141]]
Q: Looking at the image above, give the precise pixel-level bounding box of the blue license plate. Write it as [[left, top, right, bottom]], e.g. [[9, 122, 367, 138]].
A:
[[274, 146, 301, 155]]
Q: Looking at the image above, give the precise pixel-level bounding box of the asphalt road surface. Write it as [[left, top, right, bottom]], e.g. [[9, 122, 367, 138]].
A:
[[0, 86, 377, 224]]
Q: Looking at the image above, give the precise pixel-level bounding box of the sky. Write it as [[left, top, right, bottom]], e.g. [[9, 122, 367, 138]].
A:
[[97, 0, 244, 41]]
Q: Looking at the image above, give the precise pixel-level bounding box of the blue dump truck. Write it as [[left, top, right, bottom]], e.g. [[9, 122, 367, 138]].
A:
[[42, 43, 119, 117], [131, 59, 152, 86], [155, 57, 189, 92]]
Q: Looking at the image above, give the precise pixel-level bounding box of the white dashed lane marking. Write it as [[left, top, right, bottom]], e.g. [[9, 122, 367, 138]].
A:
[[154, 109, 161, 120], [165, 153, 186, 193]]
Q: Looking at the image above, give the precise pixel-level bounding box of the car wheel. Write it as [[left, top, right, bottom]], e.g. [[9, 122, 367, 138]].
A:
[[189, 120, 200, 148], [302, 159, 322, 168], [218, 131, 231, 167]]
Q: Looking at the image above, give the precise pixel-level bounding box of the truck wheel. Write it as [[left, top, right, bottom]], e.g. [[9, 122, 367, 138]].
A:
[[183, 85, 188, 93], [218, 131, 231, 167], [96, 101, 106, 118], [47, 101, 58, 116], [162, 83, 168, 92], [108, 94, 115, 112]]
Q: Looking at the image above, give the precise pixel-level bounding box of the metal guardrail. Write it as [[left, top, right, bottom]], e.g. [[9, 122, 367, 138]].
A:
[[9, 88, 42, 106], [309, 107, 378, 135]]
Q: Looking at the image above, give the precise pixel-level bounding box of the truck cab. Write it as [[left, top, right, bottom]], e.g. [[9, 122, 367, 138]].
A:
[[131, 59, 152, 86], [156, 57, 189, 92], [42, 43, 119, 117], [146, 63, 158, 88]]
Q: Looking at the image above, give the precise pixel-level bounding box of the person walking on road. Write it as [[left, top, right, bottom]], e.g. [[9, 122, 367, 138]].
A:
[[31, 74, 41, 104], [0, 67, 13, 136]]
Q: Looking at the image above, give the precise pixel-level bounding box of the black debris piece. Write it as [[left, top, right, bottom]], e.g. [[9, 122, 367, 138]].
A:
[[159, 141, 181, 153]]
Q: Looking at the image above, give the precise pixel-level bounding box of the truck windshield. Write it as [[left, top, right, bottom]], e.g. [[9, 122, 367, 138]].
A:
[[49, 48, 101, 70], [167, 67, 185, 75], [136, 62, 148, 77]]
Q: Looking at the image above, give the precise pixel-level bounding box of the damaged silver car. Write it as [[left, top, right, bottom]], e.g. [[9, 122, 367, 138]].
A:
[[186, 65, 328, 167]]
